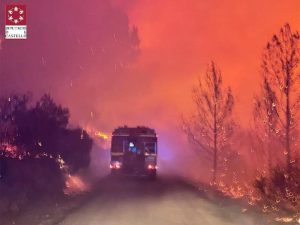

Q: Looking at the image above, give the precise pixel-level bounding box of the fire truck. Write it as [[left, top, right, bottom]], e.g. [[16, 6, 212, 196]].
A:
[[110, 126, 157, 179]]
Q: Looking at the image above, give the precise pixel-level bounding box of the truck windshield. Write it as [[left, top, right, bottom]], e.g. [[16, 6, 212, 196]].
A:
[[144, 142, 156, 154], [111, 136, 124, 152]]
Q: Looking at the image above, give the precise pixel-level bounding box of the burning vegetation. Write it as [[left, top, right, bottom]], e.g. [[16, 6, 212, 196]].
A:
[[183, 23, 300, 222], [0, 94, 93, 215]]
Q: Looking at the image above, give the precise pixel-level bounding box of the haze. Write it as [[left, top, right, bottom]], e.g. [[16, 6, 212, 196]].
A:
[[0, 0, 299, 179]]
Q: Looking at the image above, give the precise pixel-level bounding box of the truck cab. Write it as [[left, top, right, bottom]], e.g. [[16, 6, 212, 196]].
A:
[[110, 126, 157, 179]]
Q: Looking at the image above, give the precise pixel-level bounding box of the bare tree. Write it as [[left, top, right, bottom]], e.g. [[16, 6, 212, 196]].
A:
[[253, 77, 279, 174], [262, 23, 300, 172], [182, 61, 234, 183]]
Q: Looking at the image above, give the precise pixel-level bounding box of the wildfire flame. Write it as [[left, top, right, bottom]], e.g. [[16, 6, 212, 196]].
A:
[[275, 217, 293, 223], [94, 131, 109, 140], [0, 143, 18, 158], [0, 122, 94, 195], [83, 126, 110, 141]]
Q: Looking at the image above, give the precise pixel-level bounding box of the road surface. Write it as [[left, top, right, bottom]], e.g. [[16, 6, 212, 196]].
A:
[[56, 176, 277, 225]]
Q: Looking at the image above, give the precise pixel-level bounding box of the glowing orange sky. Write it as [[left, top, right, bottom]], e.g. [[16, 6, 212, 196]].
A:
[[1, 0, 298, 130], [113, 0, 300, 127], [1, 0, 299, 178]]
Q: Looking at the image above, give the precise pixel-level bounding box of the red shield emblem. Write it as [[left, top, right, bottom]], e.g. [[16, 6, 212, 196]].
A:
[[6, 5, 26, 26]]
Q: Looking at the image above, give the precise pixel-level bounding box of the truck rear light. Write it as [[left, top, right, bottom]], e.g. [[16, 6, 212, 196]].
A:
[[110, 161, 122, 169], [147, 164, 156, 170]]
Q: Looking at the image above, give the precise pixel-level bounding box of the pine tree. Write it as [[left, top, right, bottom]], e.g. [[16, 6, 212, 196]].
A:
[[183, 61, 234, 183], [262, 23, 300, 172]]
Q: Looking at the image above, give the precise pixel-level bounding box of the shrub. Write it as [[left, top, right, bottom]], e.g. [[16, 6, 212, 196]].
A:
[[254, 164, 300, 212]]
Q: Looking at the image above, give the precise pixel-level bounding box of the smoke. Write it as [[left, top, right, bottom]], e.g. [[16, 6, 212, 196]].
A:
[[87, 141, 110, 180], [1, 0, 300, 185], [0, 0, 140, 117]]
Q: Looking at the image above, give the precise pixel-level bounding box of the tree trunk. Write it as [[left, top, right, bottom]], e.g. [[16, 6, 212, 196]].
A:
[[285, 69, 291, 173], [267, 125, 272, 175], [213, 101, 217, 184], [267, 141, 272, 175], [213, 136, 217, 183], [286, 93, 291, 172], [0, 154, 6, 179]]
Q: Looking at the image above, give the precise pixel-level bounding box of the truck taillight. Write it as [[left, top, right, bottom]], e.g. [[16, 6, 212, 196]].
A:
[[147, 164, 156, 170], [110, 161, 122, 169]]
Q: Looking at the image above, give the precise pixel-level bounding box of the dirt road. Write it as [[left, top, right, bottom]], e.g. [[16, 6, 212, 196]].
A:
[[56, 176, 277, 225]]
